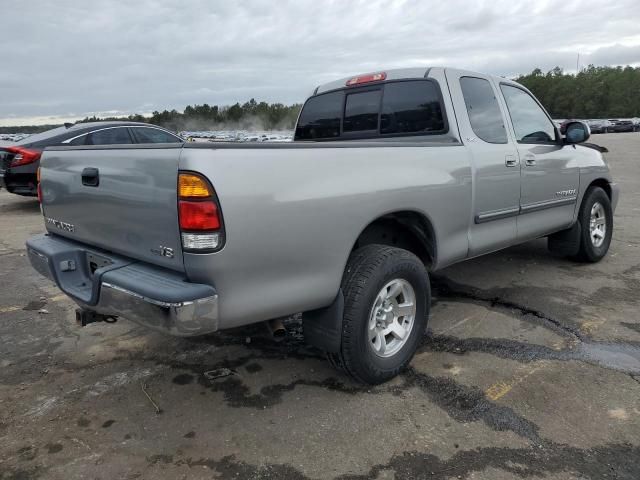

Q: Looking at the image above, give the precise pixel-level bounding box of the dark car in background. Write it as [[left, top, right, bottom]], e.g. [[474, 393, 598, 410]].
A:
[[607, 119, 634, 133], [587, 119, 606, 134], [0, 122, 183, 196]]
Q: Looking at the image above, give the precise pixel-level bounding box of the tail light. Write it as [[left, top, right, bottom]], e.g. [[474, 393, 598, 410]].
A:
[[178, 172, 224, 252], [5, 146, 42, 167]]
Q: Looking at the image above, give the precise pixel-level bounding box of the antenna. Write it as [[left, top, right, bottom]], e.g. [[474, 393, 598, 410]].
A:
[[576, 53, 580, 73]]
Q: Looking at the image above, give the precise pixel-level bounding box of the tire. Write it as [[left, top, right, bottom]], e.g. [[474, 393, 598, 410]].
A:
[[327, 244, 430, 384], [573, 186, 613, 263]]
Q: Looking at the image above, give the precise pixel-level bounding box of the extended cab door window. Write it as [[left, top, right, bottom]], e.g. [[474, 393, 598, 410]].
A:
[[459, 77, 507, 144], [87, 127, 134, 145], [499, 85, 556, 144]]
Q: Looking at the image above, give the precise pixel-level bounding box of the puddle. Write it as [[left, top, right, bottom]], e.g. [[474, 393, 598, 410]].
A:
[[423, 334, 640, 376], [577, 342, 640, 375]]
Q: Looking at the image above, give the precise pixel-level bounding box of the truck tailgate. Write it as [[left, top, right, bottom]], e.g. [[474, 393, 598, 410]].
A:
[[40, 145, 184, 271]]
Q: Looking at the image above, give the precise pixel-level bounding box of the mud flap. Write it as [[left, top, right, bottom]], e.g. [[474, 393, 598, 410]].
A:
[[302, 290, 344, 353], [548, 221, 581, 256]]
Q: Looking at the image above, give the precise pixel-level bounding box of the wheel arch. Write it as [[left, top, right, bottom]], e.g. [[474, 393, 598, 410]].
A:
[[574, 176, 613, 223], [586, 178, 612, 200], [349, 210, 438, 270], [303, 210, 437, 354]]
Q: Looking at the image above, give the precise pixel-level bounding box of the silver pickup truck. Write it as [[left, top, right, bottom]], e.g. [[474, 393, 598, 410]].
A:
[[27, 67, 618, 384]]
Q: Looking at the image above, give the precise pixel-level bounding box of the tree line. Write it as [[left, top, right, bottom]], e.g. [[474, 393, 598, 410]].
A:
[[515, 65, 640, 119], [0, 99, 302, 134], [2, 64, 639, 133], [77, 99, 302, 132]]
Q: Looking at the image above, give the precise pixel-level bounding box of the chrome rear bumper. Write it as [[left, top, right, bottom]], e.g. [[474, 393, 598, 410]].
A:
[[27, 234, 218, 336], [92, 282, 218, 336]]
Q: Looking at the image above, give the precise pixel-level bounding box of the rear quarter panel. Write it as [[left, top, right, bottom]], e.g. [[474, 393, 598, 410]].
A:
[[180, 143, 472, 328]]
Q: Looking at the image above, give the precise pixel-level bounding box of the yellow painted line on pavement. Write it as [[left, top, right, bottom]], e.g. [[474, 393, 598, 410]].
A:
[[485, 312, 607, 401], [49, 294, 69, 302], [0, 305, 21, 314], [485, 361, 550, 401], [580, 312, 607, 335]]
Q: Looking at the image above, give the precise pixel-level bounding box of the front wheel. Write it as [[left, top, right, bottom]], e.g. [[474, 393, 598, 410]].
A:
[[328, 245, 430, 384], [573, 186, 613, 262]]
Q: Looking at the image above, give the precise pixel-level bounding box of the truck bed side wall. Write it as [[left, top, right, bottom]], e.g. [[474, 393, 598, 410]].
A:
[[180, 144, 472, 328]]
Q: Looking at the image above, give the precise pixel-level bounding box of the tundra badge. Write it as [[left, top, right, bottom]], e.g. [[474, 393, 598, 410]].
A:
[[45, 217, 75, 233]]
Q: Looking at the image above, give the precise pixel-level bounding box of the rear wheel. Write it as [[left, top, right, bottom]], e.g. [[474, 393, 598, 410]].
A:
[[573, 186, 613, 262], [328, 244, 429, 384]]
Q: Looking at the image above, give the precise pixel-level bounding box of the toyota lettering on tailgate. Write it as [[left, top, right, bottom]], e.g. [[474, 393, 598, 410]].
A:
[[45, 217, 75, 233]]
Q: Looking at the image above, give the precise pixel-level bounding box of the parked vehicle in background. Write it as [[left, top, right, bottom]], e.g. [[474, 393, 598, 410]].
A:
[[607, 118, 633, 133], [587, 119, 606, 134], [0, 133, 30, 143], [26, 67, 618, 384], [0, 122, 182, 196], [631, 118, 640, 132], [607, 119, 634, 133]]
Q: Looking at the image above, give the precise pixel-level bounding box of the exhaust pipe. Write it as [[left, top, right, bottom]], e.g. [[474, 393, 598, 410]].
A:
[[266, 318, 286, 341]]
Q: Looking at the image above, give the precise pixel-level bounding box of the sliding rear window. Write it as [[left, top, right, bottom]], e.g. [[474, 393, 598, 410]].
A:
[[343, 90, 381, 133], [294, 91, 343, 140], [294, 79, 447, 140]]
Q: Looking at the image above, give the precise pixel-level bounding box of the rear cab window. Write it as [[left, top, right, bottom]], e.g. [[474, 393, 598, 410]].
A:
[[294, 79, 447, 140]]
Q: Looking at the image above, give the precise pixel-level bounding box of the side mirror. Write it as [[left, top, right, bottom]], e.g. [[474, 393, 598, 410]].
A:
[[563, 121, 590, 144]]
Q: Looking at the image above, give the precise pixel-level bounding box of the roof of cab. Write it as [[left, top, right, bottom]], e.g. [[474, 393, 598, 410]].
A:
[[314, 67, 433, 95], [313, 67, 517, 96]]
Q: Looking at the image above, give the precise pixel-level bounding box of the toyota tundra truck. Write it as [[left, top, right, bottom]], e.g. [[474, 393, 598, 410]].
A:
[[26, 67, 619, 384]]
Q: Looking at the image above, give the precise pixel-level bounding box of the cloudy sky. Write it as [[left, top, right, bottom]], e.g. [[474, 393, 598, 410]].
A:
[[2, 0, 640, 126]]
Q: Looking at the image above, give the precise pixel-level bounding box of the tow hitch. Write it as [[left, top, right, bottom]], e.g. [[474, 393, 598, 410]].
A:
[[75, 308, 118, 327]]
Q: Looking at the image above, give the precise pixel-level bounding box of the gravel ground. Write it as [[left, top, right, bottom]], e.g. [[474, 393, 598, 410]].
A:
[[1, 133, 639, 480]]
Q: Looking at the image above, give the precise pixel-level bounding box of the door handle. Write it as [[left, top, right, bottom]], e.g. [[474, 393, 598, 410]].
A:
[[524, 155, 536, 166], [505, 155, 518, 167], [81, 167, 99, 187]]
